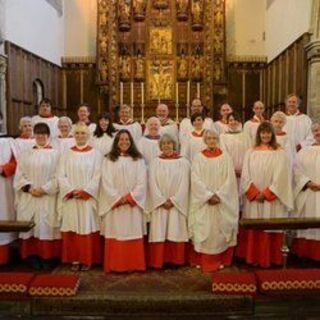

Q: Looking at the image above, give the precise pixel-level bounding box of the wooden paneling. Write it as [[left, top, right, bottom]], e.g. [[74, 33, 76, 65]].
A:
[[227, 61, 266, 122], [5, 41, 62, 135], [62, 61, 100, 123], [264, 33, 310, 117]]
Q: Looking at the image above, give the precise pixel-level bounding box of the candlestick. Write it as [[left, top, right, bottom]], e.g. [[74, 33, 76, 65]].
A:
[[120, 82, 123, 106], [197, 82, 200, 99], [130, 81, 134, 118], [187, 80, 190, 118], [141, 82, 145, 124]]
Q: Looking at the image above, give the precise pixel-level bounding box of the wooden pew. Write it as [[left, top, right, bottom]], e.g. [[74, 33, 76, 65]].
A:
[[0, 220, 35, 232]]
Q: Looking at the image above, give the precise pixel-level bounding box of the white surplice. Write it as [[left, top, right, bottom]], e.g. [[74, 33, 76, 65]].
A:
[[0, 138, 16, 245], [189, 151, 239, 255], [284, 112, 312, 149], [180, 132, 207, 162], [179, 117, 215, 145], [113, 121, 142, 144], [240, 148, 293, 221], [99, 157, 147, 240], [32, 115, 59, 139], [90, 133, 114, 156], [58, 147, 103, 234], [293, 146, 320, 240], [14, 147, 60, 240], [148, 156, 190, 242], [137, 136, 161, 167]]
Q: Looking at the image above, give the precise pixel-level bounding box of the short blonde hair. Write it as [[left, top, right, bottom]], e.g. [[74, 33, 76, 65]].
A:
[[286, 93, 301, 106], [159, 133, 178, 151], [19, 117, 32, 130], [253, 100, 265, 109], [271, 111, 287, 124], [120, 104, 132, 111], [203, 129, 219, 144], [73, 123, 89, 135]]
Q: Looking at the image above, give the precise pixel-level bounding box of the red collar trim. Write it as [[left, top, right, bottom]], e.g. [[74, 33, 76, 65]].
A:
[[250, 116, 264, 123], [276, 131, 287, 136], [202, 148, 222, 158], [58, 134, 73, 138], [191, 130, 205, 137], [159, 152, 180, 159], [33, 145, 53, 149], [71, 145, 93, 152]]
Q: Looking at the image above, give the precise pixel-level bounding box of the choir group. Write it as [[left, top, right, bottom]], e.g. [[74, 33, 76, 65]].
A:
[[0, 93, 319, 273]]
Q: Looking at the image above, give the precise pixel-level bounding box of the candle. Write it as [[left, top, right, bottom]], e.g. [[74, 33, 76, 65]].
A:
[[120, 82, 123, 106], [141, 82, 144, 106], [187, 80, 190, 118], [130, 81, 134, 107], [176, 82, 179, 105], [197, 82, 200, 99]]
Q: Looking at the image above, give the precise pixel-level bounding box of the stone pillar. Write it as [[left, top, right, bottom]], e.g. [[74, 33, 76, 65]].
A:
[[0, 54, 7, 135], [306, 0, 320, 122]]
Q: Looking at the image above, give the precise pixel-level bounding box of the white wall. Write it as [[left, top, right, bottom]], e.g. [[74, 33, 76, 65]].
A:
[[64, 0, 97, 58], [4, 0, 64, 65], [226, 0, 266, 58], [265, 0, 312, 61]]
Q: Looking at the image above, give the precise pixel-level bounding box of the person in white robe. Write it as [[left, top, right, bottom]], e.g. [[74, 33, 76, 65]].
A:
[[73, 104, 97, 135], [215, 103, 233, 135], [179, 98, 216, 145], [283, 94, 312, 151], [220, 112, 250, 195], [53, 116, 75, 154], [147, 134, 190, 268], [90, 112, 117, 156], [14, 123, 61, 269], [10, 117, 35, 161], [292, 122, 320, 261], [189, 129, 239, 272], [58, 123, 103, 271], [237, 122, 293, 268], [113, 104, 142, 144], [31, 98, 59, 139], [137, 117, 161, 167], [144, 104, 179, 140], [0, 138, 17, 265], [270, 111, 295, 167], [243, 100, 266, 145], [180, 112, 207, 162], [99, 129, 147, 273]]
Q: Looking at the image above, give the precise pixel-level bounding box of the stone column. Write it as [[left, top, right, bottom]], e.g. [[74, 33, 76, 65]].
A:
[[0, 54, 7, 135], [306, 40, 320, 121], [306, 0, 320, 121]]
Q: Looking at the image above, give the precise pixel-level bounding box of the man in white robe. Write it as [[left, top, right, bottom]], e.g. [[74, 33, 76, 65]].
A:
[[32, 98, 59, 139], [113, 104, 142, 144], [73, 104, 96, 135], [144, 104, 179, 140], [283, 94, 312, 151], [292, 123, 320, 261]]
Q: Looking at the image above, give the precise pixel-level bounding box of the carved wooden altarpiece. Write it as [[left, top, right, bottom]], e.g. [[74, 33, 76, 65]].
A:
[[96, 0, 226, 120]]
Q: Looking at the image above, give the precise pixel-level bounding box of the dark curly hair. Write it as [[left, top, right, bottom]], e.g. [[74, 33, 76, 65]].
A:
[[94, 112, 117, 138], [108, 129, 142, 161]]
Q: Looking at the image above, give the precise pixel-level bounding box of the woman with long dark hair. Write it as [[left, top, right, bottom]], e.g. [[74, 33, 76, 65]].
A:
[[99, 129, 147, 272], [237, 122, 293, 268], [91, 112, 117, 155]]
